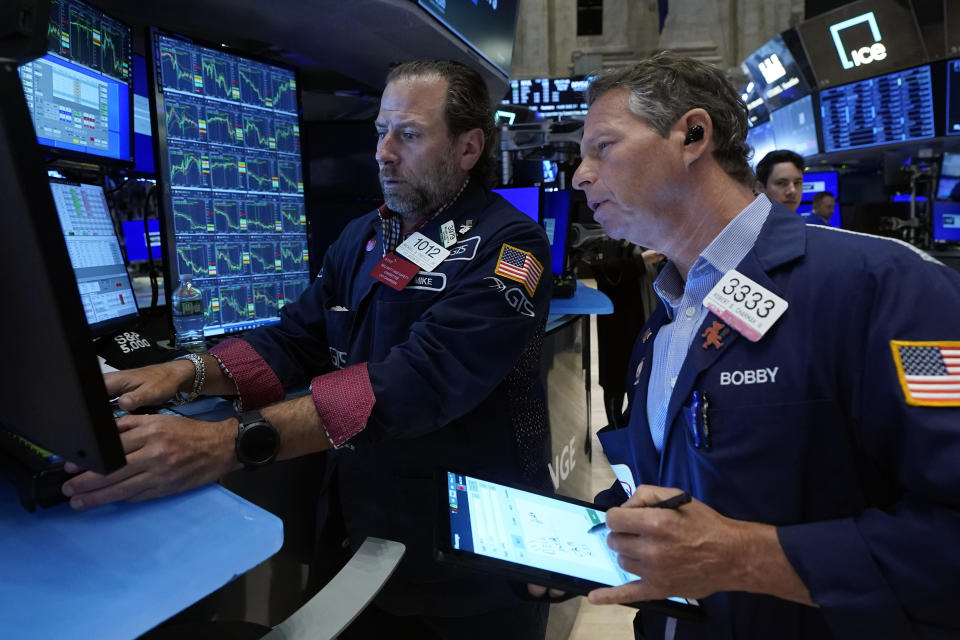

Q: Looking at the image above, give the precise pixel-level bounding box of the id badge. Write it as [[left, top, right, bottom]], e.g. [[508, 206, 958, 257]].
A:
[[396, 231, 450, 271], [704, 269, 788, 342]]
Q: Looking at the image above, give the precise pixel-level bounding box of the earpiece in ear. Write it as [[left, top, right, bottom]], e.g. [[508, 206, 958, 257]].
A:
[[684, 125, 704, 145]]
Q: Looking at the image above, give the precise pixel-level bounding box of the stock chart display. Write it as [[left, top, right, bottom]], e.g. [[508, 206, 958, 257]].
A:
[[820, 65, 935, 153], [18, 0, 132, 161], [154, 32, 309, 336]]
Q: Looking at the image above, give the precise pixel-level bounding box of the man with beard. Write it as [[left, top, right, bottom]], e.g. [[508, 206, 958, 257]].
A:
[[62, 60, 552, 638]]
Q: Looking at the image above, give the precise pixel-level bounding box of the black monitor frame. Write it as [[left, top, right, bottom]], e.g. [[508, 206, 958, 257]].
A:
[[17, 0, 134, 169], [48, 176, 142, 338], [0, 63, 125, 474], [149, 27, 312, 339]]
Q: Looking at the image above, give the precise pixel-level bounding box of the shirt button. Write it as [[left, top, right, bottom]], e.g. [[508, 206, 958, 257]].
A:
[[670, 376, 677, 387], [685, 306, 697, 318]]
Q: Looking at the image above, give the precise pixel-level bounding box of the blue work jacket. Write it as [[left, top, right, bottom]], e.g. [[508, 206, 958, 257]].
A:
[[244, 180, 553, 616], [596, 203, 960, 639]]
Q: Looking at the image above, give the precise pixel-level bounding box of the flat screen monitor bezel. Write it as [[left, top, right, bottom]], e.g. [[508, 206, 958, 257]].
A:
[[149, 26, 311, 339], [18, 0, 134, 167], [796, 0, 928, 90], [818, 63, 937, 153], [435, 468, 704, 621], [0, 64, 125, 473], [417, 0, 519, 78], [48, 176, 141, 338]]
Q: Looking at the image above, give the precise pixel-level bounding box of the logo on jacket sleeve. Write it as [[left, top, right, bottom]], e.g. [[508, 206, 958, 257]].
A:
[[494, 243, 543, 296], [890, 340, 960, 406]]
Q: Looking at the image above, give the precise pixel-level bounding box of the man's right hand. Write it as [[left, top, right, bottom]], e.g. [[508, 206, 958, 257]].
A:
[[61, 412, 240, 510], [105, 360, 195, 410]]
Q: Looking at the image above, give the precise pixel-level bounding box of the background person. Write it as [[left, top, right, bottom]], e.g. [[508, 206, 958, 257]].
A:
[[755, 149, 804, 211], [809, 190, 836, 224]]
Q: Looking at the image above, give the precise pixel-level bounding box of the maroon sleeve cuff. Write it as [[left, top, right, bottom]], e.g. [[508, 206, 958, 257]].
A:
[[310, 362, 375, 448], [209, 338, 285, 410]]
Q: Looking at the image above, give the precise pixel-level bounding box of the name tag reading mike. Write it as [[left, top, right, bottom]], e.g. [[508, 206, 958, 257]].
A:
[[396, 232, 450, 271], [704, 269, 788, 342]]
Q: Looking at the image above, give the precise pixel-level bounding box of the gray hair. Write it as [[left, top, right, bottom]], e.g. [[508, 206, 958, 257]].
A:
[[586, 51, 753, 186]]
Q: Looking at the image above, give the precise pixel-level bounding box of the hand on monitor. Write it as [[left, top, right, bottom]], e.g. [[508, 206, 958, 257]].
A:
[[61, 413, 239, 510]]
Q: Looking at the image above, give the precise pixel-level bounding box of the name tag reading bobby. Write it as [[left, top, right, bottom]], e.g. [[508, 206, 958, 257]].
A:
[[396, 232, 450, 271], [704, 269, 788, 342]]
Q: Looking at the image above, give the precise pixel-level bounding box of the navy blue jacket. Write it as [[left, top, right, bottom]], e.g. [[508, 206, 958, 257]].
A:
[[597, 203, 960, 639], [244, 181, 553, 616]]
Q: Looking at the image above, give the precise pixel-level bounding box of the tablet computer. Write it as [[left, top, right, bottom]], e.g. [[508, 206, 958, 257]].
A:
[[435, 469, 703, 621]]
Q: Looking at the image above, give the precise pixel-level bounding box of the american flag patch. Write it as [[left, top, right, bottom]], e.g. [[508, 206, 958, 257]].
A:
[[890, 340, 960, 406], [494, 244, 543, 296]]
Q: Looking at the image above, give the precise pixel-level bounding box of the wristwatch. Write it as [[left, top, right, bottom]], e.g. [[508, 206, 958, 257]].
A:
[[235, 410, 279, 469]]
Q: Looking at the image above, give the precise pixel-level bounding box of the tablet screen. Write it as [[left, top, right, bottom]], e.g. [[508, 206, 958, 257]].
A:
[[438, 470, 701, 618], [446, 471, 639, 586]]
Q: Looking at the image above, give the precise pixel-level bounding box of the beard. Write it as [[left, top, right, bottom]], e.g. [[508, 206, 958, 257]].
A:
[[379, 147, 464, 223]]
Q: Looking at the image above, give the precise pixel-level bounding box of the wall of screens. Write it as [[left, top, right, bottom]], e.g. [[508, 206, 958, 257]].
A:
[[151, 30, 310, 338]]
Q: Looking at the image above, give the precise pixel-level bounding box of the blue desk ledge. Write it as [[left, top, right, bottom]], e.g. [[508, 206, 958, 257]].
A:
[[548, 281, 613, 316], [0, 480, 282, 640]]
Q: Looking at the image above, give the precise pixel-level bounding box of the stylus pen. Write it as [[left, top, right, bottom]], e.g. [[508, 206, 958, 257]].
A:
[[587, 491, 692, 535]]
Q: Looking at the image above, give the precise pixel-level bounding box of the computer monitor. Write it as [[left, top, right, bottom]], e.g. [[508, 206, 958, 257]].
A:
[[740, 79, 770, 128], [418, 0, 519, 77], [492, 186, 540, 222], [740, 31, 813, 112], [541, 189, 571, 276], [936, 152, 960, 200], [801, 171, 839, 203], [933, 201, 960, 243], [48, 178, 140, 337], [769, 94, 820, 157], [796, 0, 927, 89], [502, 77, 591, 118], [0, 63, 125, 474], [819, 64, 936, 153], [132, 53, 155, 174], [121, 218, 162, 262], [16, 0, 132, 165], [151, 29, 311, 337], [746, 120, 776, 169]]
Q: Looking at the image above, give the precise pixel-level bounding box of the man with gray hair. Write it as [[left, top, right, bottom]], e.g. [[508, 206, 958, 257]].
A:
[[573, 51, 960, 639], [64, 59, 552, 638]]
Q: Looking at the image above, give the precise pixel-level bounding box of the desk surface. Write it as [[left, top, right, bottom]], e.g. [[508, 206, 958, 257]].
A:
[[0, 480, 282, 640], [548, 282, 613, 316]]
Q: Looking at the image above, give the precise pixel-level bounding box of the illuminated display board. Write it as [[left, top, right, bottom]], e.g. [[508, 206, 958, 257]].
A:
[[797, 0, 927, 89], [819, 65, 935, 152]]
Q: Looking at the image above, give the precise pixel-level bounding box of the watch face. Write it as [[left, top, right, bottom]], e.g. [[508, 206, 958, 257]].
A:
[[240, 422, 279, 464]]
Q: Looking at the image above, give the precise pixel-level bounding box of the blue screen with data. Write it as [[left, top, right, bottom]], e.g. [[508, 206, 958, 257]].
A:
[[153, 31, 309, 337], [18, 0, 132, 163], [819, 65, 935, 152]]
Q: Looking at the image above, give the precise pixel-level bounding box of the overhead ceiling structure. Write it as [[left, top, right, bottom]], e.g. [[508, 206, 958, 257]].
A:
[[91, 0, 512, 121]]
